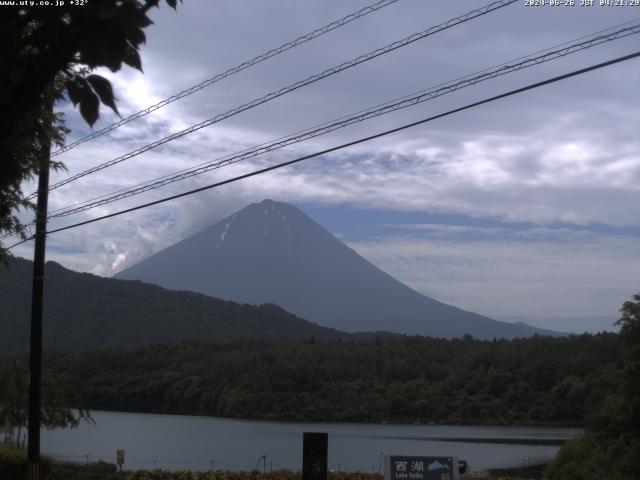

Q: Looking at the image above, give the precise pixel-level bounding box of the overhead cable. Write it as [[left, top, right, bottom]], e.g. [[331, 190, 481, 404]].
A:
[[50, 0, 401, 158], [43, 16, 640, 219], [47, 23, 640, 219], [12, 49, 633, 242], [39, 0, 517, 196]]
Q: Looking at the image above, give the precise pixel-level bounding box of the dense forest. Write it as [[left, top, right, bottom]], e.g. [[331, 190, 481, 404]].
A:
[[546, 293, 639, 480], [0, 332, 621, 427]]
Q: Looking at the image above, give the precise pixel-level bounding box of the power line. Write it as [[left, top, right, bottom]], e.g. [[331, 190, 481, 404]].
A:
[[39, 0, 517, 196], [41, 16, 640, 217], [49, 0, 401, 158], [5, 237, 32, 250], [22, 5, 634, 244], [14, 50, 633, 242], [47, 22, 640, 219]]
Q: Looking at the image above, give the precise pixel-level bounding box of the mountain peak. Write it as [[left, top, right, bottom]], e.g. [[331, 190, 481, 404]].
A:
[[116, 200, 553, 339], [210, 199, 299, 256], [246, 198, 289, 210]]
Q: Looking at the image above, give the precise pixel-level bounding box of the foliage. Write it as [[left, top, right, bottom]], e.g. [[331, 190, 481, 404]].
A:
[[616, 293, 640, 434], [0, 360, 93, 449], [0, 361, 28, 448], [0, 444, 52, 480], [545, 432, 640, 480], [546, 293, 640, 480], [0, 257, 357, 351], [0, 332, 621, 427], [0, 458, 539, 480], [487, 462, 548, 480], [0, 0, 181, 254], [15, 466, 387, 480], [0, 82, 68, 260], [46, 461, 120, 480]]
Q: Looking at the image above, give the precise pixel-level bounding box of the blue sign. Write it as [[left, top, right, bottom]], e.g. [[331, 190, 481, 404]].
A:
[[386, 455, 457, 480]]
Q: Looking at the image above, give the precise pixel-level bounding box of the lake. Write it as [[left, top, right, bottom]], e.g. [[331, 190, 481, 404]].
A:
[[41, 411, 581, 473]]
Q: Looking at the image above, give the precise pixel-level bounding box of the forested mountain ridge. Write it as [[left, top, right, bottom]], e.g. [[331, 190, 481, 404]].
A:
[[3, 333, 620, 426], [0, 256, 373, 351]]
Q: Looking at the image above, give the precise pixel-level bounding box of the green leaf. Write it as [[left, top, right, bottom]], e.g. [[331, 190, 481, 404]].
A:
[[65, 76, 100, 126], [122, 45, 142, 71], [65, 77, 85, 106], [86, 74, 120, 116], [77, 36, 104, 70], [79, 89, 100, 127], [144, 0, 161, 10], [128, 25, 147, 47], [104, 37, 127, 72], [137, 13, 154, 28]]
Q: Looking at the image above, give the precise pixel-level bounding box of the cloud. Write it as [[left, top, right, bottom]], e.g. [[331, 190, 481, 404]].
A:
[[8, 0, 640, 329], [346, 226, 640, 333], [18, 119, 639, 280]]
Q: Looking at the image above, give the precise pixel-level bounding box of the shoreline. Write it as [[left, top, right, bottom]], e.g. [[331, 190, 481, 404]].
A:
[[82, 408, 585, 430]]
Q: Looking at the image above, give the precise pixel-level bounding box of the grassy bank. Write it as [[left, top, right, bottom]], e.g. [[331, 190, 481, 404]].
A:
[[1, 457, 548, 480], [0, 445, 53, 479], [2, 442, 549, 480]]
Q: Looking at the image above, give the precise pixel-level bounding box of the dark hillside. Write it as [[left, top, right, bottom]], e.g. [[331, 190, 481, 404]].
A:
[[0, 256, 359, 351]]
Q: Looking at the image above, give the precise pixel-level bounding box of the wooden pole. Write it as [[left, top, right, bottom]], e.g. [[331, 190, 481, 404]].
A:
[[27, 137, 50, 480]]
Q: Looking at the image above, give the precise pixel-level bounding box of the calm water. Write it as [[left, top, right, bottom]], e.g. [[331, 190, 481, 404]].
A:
[[41, 411, 581, 472]]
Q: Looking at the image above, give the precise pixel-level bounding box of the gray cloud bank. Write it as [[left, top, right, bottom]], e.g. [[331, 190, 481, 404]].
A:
[[10, 0, 640, 333]]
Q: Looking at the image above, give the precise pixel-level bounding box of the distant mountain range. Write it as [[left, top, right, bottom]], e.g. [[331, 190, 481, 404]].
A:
[[0, 256, 365, 352], [117, 199, 556, 339]]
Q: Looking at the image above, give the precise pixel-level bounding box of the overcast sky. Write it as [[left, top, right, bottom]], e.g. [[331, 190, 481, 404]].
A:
[[10, 0, 640, 333]]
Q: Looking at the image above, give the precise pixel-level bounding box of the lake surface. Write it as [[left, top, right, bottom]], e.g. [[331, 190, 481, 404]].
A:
[[41, 411, 581, 473]]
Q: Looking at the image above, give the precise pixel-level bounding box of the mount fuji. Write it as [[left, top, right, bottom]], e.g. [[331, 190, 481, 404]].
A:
[[116, 199, 553, 339]]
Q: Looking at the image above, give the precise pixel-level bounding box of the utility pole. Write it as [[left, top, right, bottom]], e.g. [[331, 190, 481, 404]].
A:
[[27, 134, 51, 480]]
